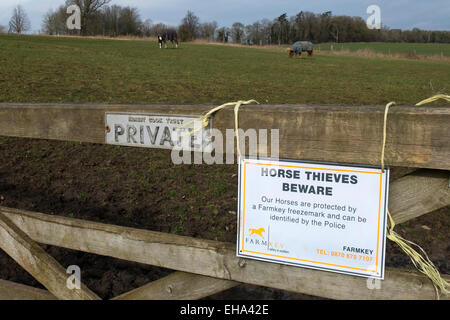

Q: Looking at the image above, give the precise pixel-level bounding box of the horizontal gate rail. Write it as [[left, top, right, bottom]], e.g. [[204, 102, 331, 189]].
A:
[[1, 203, 448, 300], [112, 272, 239, 300], [0, 103, 449, 169]]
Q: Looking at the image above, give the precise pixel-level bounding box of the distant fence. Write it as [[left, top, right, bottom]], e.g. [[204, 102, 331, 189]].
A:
[[0, 103, 449, 300]]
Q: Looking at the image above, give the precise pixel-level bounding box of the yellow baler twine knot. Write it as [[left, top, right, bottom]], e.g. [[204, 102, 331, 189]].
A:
[[176, 99, 259, 158], [382, 94, 450, 299]]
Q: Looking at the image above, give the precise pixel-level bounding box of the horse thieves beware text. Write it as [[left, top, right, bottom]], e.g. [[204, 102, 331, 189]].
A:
[[237, 157, 389, 279]]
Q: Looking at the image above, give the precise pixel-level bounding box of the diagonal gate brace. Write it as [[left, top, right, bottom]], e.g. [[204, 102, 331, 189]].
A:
[[0, 212, 100, 300]]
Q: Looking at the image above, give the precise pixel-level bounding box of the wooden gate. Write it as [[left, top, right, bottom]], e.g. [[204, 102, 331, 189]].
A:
[[0, 103, 449, 300]]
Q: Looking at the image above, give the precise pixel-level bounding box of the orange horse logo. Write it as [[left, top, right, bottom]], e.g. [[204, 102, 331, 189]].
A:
[[249, 227, 265, 239]]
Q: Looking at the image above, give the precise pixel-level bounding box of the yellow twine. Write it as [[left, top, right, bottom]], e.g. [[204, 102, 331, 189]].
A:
[[176, 99, 259, 158], [415, 93, 450, 106], [382, 94, 450, 299]]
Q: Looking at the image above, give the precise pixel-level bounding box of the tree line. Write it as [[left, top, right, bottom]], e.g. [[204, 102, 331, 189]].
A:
[[5, 1, 450, 44]]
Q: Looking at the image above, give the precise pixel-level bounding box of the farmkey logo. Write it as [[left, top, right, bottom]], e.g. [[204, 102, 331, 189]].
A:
[[245, 226, 286, 252], [249, 227, 265, 239], [246, 226, 268, 246]]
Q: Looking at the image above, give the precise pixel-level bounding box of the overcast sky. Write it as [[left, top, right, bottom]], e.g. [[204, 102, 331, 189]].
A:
[[1, 0, 449, 33]]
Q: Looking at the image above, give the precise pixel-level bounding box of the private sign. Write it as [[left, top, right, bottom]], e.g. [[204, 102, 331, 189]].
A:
[[105, 113, 211, 152]]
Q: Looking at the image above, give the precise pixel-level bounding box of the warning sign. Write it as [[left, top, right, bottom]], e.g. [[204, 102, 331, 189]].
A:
[[237, 157, 389, 279]]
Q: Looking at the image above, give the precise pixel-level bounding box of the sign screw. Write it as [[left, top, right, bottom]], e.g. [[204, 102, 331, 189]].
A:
[[105, 125, 110, 133], [413, 279, 423, 289]]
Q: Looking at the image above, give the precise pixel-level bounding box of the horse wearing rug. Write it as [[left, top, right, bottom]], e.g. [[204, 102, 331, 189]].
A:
[[158, 29, 179, 49], [289, 41, 313, 58]]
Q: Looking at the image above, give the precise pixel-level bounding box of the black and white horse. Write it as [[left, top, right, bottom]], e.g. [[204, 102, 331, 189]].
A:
[[158, 29, 178, 49]]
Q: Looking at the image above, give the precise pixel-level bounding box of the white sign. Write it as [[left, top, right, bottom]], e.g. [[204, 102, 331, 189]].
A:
[[105, 113, 211, 152], [237, 158, 389, 279]]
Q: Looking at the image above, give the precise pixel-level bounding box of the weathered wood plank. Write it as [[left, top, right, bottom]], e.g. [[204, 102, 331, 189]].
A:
[[0, 279, 56, 300], [389, 170, 450, 224], [1, 206, 447, 300], [0, 103, 449, 169], [0, 212, 100, 300], [113, 272, 239, 300], [389, 168, 418, 182]]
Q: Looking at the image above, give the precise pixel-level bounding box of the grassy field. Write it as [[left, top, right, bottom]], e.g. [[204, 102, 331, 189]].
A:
[[316, 42, 450, 57], [0, 34, 449, 106]]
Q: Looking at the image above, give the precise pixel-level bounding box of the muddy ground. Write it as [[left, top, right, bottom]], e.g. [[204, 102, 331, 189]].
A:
[[0, 137, 448, 299]]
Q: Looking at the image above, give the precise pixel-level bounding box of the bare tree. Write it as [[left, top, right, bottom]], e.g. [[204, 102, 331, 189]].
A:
[[216, 27, 230, 43], [118, 6, 141, 36], [231, 22, 244, 43], [42, 6, 68, 35], [245, 21, 265, 45], [66, 0, 112, 35], [199, 21, 217, 41], [141, 19, 153, 37], [178, 10, 200, 41], [102, 5, 121, 36], [8, 5, 31, 34], [260, 19, 273, 45], [150, 23, 168, 37]]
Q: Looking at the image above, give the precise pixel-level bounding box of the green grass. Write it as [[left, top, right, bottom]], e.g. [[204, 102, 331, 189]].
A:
[[0, 34, 448, 106], [316, 42, 450, 57]]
